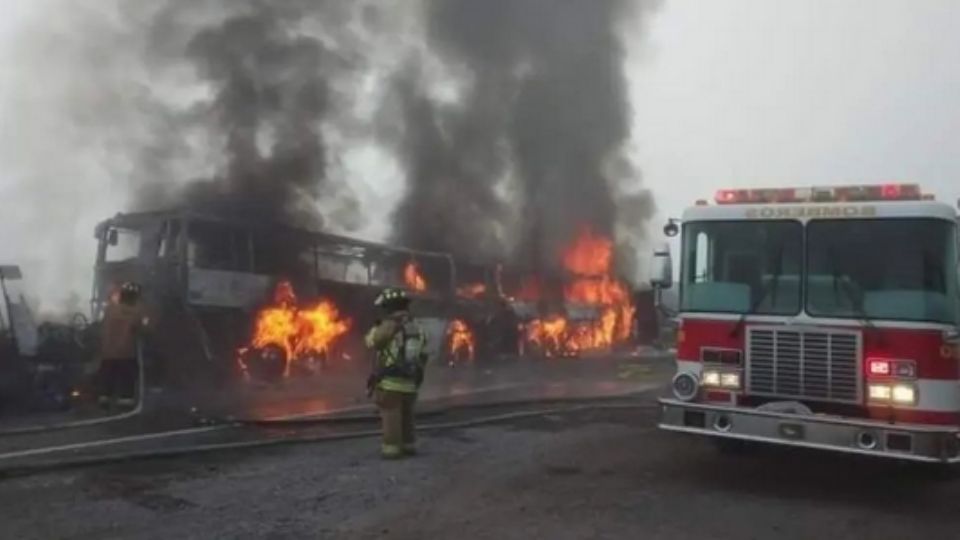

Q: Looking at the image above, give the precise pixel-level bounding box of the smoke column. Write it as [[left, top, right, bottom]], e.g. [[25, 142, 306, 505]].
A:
[[0, 0, 409, 310], [131, 1, 370, 230], [391, 0, 658, 281], [0, 0, 657, 312]]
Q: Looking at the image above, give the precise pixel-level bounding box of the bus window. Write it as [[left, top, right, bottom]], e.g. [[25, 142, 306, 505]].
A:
[[316, 253, 348, 282], [188, 221, 239, 271], [251, 232, 311, 276], [344, 260, 369, 285], [158, 220, 182, 260], [104, 228, 142, 263]]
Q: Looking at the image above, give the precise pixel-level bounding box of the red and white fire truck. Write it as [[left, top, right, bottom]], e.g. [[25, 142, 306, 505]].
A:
[[655, 184, 960, 462]]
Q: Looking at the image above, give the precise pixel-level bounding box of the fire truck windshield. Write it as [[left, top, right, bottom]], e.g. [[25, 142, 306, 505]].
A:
[[807, 218, 959, 324], [680, 220, 803, 315]]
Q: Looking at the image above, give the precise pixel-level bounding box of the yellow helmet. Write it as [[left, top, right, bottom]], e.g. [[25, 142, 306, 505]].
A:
[[374, 288, 409, 310]]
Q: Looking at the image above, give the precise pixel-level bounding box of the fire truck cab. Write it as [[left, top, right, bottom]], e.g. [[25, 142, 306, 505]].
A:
[[656, 184, 960, 463]]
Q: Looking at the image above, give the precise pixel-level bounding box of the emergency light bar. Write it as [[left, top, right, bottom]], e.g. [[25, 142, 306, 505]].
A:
[[714, 184, 924, 205]]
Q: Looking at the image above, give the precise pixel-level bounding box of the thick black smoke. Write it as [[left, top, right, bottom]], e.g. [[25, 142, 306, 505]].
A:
[[388, 64, 515, 263], [391, 0, 657, 281], [133, 1, 361, 230]]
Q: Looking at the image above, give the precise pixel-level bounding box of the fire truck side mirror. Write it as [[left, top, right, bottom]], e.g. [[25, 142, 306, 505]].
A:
[[650, 245, 673, 290], [107, 229, 119, 246], [663, 219, 680, 238]]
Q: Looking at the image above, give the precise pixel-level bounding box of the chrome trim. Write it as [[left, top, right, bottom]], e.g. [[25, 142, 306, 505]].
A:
[[699, 346, 743, 361], [746, 326, 862, 405], [679, 312, 957, 332], [658, 399, 960, 463], [856, 431, 878, 450], [671, 372, 699, 402]]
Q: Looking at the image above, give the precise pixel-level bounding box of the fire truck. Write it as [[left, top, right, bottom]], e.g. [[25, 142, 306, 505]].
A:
[[654, 184, 960, 463]]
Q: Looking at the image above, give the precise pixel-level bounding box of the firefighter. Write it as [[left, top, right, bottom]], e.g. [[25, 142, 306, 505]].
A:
[[97, 282, 148, 410], [365, 288, 428, 459]]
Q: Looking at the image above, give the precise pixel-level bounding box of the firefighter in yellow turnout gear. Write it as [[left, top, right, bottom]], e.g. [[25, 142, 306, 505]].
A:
[[365, 288, 428, 459]]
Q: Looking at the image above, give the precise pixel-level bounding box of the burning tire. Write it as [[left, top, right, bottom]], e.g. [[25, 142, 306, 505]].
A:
[[238, 281, 351, 382], [241, 344, 287, 382], [290, 350, 328, 376], [445, 319, 476, 366]]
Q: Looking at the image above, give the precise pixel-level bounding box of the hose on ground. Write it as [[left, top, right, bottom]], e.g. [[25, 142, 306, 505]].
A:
[[237, 391, 657, 427], [0, 400, 660, 478]]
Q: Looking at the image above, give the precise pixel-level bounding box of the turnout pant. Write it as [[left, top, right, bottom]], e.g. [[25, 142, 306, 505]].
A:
[[375, 389, 417, 457], [97, 357, 138, 403]]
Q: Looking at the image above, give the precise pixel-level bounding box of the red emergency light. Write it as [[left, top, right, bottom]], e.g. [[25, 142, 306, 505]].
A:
[[714, 183, 925, 205], [867, 358, 917, 379], [868, 359, 891, 376]]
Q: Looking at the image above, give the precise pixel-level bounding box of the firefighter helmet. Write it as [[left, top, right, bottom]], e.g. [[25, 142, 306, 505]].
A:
[[374, 288, 409, 311], [118, 281, 142, 304]]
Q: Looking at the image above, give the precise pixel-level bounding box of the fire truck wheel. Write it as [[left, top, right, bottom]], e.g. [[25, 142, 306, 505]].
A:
[[245, 345, 287, 382]]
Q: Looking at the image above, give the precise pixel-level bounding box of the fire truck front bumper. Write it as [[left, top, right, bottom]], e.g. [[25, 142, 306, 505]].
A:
[[658, 399, 960, 463]]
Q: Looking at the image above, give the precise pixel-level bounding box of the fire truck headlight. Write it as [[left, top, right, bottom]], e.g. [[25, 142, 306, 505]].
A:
[[868, 384, 892, 401], [719, 372, 741, 390], [891, 384, 917, 405], [672, 372, 699, 402], [702, 370, 721, 387], [868, 383, 918, 405]]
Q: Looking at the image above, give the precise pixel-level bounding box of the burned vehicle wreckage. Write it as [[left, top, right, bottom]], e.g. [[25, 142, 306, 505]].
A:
[[85, 209, 655, 393], [0, 266, 98, 413]]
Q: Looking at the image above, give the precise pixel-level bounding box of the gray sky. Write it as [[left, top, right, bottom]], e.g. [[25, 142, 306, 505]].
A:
[[630, 0, 960, 222], [2, 0, 959, 309]]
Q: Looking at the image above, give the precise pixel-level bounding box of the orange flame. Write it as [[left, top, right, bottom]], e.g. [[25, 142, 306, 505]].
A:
[[447, 319, 476, 362], [404, 261, 427, 292], [525, 317, 568, 356], [562, 228, 614, 276], [239, 281, 351, 377], [522, 226, 635, 357], [295, 302, 352, 359]]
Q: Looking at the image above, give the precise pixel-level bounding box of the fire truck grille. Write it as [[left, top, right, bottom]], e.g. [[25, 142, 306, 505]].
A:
[[746, 327, 861, 404]]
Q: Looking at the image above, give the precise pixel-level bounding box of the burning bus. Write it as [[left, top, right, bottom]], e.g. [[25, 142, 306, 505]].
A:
[[656, 184, 960, 463], [92, 210, 464, 386], [504, 227, 639, 358], [91, 209, 656, 393]]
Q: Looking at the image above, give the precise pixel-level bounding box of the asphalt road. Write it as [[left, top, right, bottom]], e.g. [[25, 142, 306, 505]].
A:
[[3, 393, 960, 539]]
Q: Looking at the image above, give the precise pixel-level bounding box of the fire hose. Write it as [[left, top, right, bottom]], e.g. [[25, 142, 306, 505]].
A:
[[239, 391, 654, 426], [0, 394, 660, 478]]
